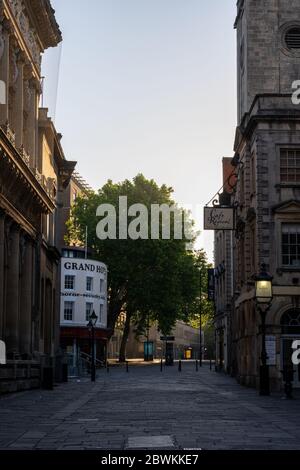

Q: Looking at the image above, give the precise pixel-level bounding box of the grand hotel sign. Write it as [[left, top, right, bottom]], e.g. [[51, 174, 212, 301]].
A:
[[204, 206, 235, 231]]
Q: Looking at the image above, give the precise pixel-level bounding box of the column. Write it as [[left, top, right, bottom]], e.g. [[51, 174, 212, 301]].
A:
[[0, 209, 5, 340], [5, 224, 20, 354], [23, 71, 39, 167], [0, 20, 11, 125], [13, 51, 25, 149], [20, 237, 33, 356]]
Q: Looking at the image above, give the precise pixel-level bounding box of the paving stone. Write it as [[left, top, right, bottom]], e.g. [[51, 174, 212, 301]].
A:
[[0, 363, 300, 450], [125, 435, 175, 449]]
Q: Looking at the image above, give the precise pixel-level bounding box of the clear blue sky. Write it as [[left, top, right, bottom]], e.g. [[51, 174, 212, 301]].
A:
[[43, 0, 237, 262]]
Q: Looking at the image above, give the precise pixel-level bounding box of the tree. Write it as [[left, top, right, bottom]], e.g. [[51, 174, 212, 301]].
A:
[[67, 174, 201, 361], [185, 249, 215, 344]]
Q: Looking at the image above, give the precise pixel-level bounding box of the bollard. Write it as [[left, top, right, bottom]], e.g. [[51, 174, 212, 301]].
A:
[[160, 359, 163, 372], [126, 361, 129, 373], [106, 361, 109, 373], [178, 360, 182, 372], [210, 359, 212, 370], [196, 360, 199, 372], [62, 363, 68, 383], [282, 366, 294, 399], [42, 367, 54, 390]]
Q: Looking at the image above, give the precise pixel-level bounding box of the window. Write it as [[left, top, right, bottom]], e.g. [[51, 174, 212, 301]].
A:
[[64, 301, 74, 321], [280, 149, 300, 183], [100, 279, 104, 293], [86, 277, 93, 291], [281, 309, 300, 335], [62, 250, 74, 258], [99, 304, 104, 323], [64, 275, 75, 290], [285, 27, 300, 50], [86, 302, 93, 322], [282, 224, 300, 267]]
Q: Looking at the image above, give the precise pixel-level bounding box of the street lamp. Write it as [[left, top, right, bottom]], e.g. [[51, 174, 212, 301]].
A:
[[87, 310, 98, 382], [199, 268, 203, 367], [254, 264, 273, 396]]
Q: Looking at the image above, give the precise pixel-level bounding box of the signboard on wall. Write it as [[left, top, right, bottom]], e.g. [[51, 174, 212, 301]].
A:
[[204, 206, 235, 231], [207, 269, 215, 302], [266, 335, 276, 366]]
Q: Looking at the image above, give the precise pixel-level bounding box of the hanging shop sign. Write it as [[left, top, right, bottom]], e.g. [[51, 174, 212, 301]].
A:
[[204, 206, 235, 231]]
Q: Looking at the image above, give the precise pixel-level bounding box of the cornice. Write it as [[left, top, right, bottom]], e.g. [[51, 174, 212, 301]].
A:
[[24, 0, 62, 49], [0, 194, 37, 237], [234, 94, 300, 152], [0, 128, 55, 213]]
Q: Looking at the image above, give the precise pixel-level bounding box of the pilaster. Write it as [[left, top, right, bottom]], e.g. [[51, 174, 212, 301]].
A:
[[5, 223, 20, 354], [19, 235, 33, 355], [0, 208, 5, 340], [0, 19, 12, 125]]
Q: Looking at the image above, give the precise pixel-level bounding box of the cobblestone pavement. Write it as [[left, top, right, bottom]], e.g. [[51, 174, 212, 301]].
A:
[[0, 362, 300, 450]]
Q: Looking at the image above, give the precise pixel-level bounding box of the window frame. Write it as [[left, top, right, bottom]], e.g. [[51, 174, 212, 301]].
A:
[[280, 148, 300, 184], [85, 302, 93, 322], [64, 274, 75, 290], [86, 276, 93, 292], [64, 301, 74, 322], [99, 304, 104, 324], [281, 223, 300, 268]]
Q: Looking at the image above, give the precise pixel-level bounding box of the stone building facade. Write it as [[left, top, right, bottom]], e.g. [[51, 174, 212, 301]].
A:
[[108, 320, 201, 361], [229, 0, 300, 390], [56, 171, 92, 250], [0, 0, 76, 391], [214, 158, 235, 372]]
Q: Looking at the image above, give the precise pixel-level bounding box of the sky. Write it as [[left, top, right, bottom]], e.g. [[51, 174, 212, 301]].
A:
[[43, 0, 237, 262]]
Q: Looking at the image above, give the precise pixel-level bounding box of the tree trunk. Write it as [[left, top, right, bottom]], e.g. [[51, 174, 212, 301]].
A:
[[119, 312, 131, 362]]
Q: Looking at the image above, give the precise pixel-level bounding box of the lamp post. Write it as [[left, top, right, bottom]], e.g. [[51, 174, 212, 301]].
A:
[[199, 268, 203, 367], [254, 264, 273, 396], [87, 310, 98, 382]]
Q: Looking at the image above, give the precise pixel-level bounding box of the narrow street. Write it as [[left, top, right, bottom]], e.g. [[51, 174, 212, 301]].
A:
[[0, 363, 299, 450]]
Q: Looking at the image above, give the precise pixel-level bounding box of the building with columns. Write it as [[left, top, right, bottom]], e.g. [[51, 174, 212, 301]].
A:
[[0, 0, 76, 392], [213, 0, 300, 392]]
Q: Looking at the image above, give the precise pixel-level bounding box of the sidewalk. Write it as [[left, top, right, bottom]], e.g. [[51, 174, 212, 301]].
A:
[[0, 362, 299, 450]]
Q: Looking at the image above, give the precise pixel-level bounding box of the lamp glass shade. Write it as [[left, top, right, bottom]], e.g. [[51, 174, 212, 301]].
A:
[[90, 311, 98, 326], [255, 279, 273, 303]]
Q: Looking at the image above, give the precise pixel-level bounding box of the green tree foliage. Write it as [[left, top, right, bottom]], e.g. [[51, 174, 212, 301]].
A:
[[186, 249, 214, 330], [67, 174, 208, 359]]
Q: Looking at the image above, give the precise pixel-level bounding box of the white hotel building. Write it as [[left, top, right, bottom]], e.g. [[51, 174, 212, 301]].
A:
[[60, 247, 109, 372]]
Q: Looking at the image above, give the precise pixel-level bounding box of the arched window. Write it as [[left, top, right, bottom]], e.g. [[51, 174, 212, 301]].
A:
[[281, 309, 300, 335]]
